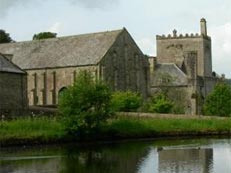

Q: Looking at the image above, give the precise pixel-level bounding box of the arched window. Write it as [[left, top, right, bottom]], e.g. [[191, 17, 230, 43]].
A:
[[58, 87, 68, 102]]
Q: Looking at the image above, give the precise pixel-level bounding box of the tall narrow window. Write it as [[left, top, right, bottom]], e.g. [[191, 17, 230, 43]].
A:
[[99, 65, 105, 81], [73, 70, 77, 83], [135, 54, 140, 90], [33, 73, 38, 105], [42, 72, 47, 105], [124, 44, 129, 89], [113, 51, 117, 66], [52, 71, 56, 105], [113, 51, 118, 90]]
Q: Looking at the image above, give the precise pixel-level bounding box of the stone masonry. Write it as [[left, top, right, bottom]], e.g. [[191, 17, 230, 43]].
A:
[[0, 19, 218, 115], [0, 28, 149, 106], [150, 18, 218, 114], [0, 54, 27, 116]]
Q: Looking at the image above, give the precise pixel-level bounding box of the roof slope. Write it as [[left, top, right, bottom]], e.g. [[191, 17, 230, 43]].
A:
[[152, 63, 188, 86], [0, 29, 123, 70], [0, 53, 25, 74]]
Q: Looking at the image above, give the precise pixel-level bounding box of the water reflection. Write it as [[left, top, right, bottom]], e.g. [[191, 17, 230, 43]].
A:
[[60, 143, 149, 173], [0, 139, 231, 173], [1, 156, 61, 173], [158, 148, 213, 173]]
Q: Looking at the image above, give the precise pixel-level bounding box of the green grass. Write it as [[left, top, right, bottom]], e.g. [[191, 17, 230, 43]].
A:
[[102, 116, 231, 137], [1, 115, 231, 146], [0, 117, 65, 141]]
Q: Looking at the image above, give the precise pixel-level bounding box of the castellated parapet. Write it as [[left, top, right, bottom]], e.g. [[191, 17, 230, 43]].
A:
[[156, 18, 212, 78], [156, 30, 211, 40], [157, 18, 210, 41]]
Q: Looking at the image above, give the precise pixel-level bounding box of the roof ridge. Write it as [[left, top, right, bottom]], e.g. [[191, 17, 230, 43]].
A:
[[0, 28, 124, 45], [159, 63, 176, 65], [0, 28, 126, 69]]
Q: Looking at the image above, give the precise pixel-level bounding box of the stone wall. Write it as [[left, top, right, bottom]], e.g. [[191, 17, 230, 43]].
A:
[[100, 29, 149, 98], [26, 30, 150, 106], [0, 72, 27, 116], [154, 20, 216, 115], [26, 66, 97, 106], [156, 34, 212, 77]]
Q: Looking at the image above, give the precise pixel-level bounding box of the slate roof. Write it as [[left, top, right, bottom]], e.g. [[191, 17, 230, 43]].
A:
[[0, 29, 124, 70], [0, 53, 25, 74], [156, 63, 186, 77], [153, 63, 188, 86]]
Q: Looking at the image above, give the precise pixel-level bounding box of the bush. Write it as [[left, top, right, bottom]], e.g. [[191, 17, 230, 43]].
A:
[[111, 91, 142, 112], [0, 29, 13, 43], [58, 70, 113, 137], [203, 82, 231, 116], [143, 93, 173, 113], [33, 32, 57, 40]]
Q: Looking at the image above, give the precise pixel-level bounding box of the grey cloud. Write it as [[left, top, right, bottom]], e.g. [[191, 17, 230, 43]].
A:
[[0, 0, 19, 16], [68, 0, 119, 9], [0, 0, 119, 17], [0, 0, 31, 16]]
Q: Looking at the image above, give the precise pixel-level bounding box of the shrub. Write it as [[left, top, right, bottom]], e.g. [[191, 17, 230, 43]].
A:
[[203, 82, 231, 116], [0, 29, 13, 43], [111, 91, 142, 112], [58, 70, 113, 137], [33, 32, 57, 40], [143, 93, 173, 113]]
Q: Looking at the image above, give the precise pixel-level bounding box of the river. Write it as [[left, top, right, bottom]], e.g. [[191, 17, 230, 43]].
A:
[[0, 138, 231, 173]]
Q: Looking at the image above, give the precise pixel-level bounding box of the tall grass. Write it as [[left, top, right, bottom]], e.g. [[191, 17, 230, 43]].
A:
[[0, 117, 65, 141], [103, 117, 231, 137], [1, 116, 231, 145]]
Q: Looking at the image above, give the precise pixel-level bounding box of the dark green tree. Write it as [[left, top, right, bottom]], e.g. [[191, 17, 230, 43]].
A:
[[203, 82, 231, 116], [111, 91, 142, 112], [33, 32, 57, 40], [58, 70, 113, 137], [143, 93, 173, 113], [149, 72, 186, 114], [0, 29, 13, 43]]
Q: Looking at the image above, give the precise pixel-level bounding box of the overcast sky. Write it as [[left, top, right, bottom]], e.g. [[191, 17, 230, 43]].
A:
[[1, 0, 231, 77]]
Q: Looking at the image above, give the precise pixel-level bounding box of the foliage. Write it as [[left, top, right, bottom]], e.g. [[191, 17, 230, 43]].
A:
[[58, 70, 113, 137], [171, 105, 185, 114], [111, 91, 142, 112], [143, 93, 173, 113], [151, 73, 187, 114], [0, 117, 64, 141], [2, 115, 231, 145], [33, 32, 57, 40], [103, 116, 231, 137], [203, 82, 231, 116], [0, 29, 13, 43]]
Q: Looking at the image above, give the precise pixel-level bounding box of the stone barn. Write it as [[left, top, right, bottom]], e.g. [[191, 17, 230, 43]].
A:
[[0, 53, 27, 116], [0, 28, 149, 106]]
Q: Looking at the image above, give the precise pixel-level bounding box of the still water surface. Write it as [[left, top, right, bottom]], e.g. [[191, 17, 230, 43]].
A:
[[0, 138, 231, 173]]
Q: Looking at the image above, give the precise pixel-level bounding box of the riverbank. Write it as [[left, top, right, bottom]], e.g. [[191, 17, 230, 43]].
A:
[[1, 114, 231, 147]]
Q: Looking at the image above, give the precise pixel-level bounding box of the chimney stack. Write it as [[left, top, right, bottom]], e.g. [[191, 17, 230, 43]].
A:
[[200, 18, 207, 36]]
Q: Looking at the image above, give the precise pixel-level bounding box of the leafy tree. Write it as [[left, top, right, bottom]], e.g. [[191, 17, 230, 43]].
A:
[[143, 93, 173, 113], [33, 32, 57, 40], [111, 91, 142, 112], [58, 70, 113, 137], [0, 29, 13, 43], [203, 82, 231, 117]]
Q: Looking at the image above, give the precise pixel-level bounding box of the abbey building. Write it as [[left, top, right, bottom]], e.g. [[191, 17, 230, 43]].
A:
[[0, 18, 217, 115]]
